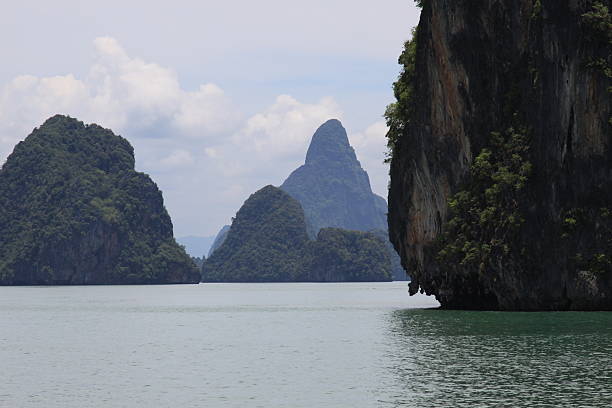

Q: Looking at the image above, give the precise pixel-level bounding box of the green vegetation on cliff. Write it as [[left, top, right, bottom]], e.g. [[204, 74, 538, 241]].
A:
[[582, 2, 612, 44], [562, 206, 612, 275], [582, 1, 612, 124], [0, 115, 199, 284], [202, 186, 392, 282], [434, 127, 533, 274], [385, 29, 417, 163], [387, 0, 611, 310], [208, 225, 230, 257], [369, 229, 407, 280]]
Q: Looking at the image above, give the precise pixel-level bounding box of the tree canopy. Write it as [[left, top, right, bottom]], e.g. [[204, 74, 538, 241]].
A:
[[0, 115, 199, 284]]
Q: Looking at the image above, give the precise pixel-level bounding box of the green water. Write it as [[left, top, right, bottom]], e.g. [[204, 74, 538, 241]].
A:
[[386, 310, 612, 407], [0, 283, 610, 407]]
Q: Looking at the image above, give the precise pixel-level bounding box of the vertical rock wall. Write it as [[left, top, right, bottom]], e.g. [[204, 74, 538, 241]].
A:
[[389, 0, 611, 310]]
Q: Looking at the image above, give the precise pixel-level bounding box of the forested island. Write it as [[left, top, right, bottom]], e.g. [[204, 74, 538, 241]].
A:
[[0, 116, 396, 285], [0, 115, 199, 285], [202, 185, 392, 282], [207, 119, 407, 281], [387, 0, 611, 310]]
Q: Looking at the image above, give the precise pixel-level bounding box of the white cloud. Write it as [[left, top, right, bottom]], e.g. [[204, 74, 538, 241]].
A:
[[0, 37, 389, 237], [160, 149, 195, 168], [0, 36, 237, 162], [236, 95, 342, 157], [0, 74, 90, 153], [204, 147, 218, 158]]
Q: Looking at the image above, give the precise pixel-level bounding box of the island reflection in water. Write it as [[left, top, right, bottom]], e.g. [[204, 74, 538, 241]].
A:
[[383, 309, 612, 407]]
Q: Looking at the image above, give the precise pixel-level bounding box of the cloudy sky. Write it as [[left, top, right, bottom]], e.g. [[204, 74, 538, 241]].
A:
[[0, 0, 420, 237]]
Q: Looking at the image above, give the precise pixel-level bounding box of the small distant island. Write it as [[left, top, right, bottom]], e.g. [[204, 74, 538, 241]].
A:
[[202, 185, 392, 282], [0, 115, 200, 285]]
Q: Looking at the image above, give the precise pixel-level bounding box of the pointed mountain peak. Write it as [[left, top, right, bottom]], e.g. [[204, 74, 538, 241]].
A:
[[305, 119, 356, 165]]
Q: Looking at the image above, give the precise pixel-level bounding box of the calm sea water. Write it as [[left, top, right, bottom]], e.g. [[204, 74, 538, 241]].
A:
[[0, 282, 610, 407]]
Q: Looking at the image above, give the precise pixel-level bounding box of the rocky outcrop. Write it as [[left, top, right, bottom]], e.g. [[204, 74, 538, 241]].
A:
[[388, 0, 611, 310], [0, 115, 200, 285]]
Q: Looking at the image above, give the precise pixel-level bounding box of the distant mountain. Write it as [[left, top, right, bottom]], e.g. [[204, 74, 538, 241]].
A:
[[207, 225, 230, 257], [202, 186, 391, 282], [281, 119, 407, 280], [177, 235, 217, 258], [0, 115, 199, 285], [281, 119, 387, 235]]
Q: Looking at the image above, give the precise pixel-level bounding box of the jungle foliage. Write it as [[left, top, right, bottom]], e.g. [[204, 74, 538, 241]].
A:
[[433, 127, 533, 275], [0, 115, 197, 284], [202, 186, 392, 282], [304, 228, 392, 282], [384, 28, 418, 163]]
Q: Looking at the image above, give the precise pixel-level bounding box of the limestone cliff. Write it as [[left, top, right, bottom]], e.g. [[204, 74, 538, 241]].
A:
[[0, 115, 200, 285], [388, 0, 611, 310]]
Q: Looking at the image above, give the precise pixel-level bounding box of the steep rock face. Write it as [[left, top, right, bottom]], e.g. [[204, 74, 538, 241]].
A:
[[389, 0, 611, 310], [0, 115, 200, 285], [281, 119, 388, 235]]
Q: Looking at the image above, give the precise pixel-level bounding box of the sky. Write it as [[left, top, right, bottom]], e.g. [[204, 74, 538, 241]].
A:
[[0, 0, 421, 237]]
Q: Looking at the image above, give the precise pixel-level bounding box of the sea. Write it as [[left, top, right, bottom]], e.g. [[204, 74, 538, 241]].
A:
[[0, 282, 610, 407]]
